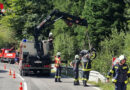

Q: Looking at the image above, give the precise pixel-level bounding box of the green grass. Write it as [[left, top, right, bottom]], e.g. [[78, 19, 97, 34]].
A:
[[94, 82, 130, 90], [54, 68, 130, 90]]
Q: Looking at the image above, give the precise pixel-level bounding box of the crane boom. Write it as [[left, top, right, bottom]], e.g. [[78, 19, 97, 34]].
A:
[[34, 9, 88, 58]]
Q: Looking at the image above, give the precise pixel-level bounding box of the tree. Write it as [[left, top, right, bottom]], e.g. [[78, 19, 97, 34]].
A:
[[82, 0, 126, 48], [123, 31, 130, 67], [5, 0, 53, 40], [0, 18, 16, 48], [53, 0, 86, 59], [93, 29, 125, 74]]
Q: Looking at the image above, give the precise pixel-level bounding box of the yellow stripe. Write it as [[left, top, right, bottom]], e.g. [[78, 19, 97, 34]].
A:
[[58, 76, 61, 78], [107, 75, 110, 78], [90, 53, 95, 58], [82, 69, 91, 71], [74, 79, 79, 81], [67, 17, 72, 20], [123, 66, 127, 69], [86, 62, 88, 69], [110, 70, 114, 73], [56, 58, 60, 61], [124, 80, 128, 84], [82, 78, 88, 81], [55, 76, 58, 78], [112, 79, 117, 83], [127, 71, 130, 74], [114, 66, 118, 69], [82, 62, 85, 70]]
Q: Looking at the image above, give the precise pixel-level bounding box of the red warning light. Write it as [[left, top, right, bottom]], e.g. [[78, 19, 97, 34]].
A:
[[0, 3, 4, 10]]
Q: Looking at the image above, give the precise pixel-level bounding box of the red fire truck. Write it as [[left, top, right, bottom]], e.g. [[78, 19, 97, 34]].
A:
[[0, 48, 16, 64]]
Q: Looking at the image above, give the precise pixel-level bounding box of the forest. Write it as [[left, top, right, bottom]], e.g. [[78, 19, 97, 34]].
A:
[[0, 0, 130, 75]]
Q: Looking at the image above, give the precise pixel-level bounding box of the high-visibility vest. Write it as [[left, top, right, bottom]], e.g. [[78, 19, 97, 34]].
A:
[[55, 57, 61, 67]]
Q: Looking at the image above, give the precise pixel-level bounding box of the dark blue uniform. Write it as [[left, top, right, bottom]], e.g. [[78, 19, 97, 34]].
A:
[[82, 57, 92, 86], [71, 59, 81, 85], [107, 64, 130, 90], [80, 50, 92, 86]]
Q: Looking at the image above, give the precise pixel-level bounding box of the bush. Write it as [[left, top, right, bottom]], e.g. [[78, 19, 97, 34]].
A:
[[92, 29, 125, 75]]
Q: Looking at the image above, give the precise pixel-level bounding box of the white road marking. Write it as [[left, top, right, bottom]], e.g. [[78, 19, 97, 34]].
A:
[[6, 69, 28, 90], [92, 87, 101, 90], [16, 73, 28, 90], [24, 82, 28, 90], [16, 74, 25, 81]]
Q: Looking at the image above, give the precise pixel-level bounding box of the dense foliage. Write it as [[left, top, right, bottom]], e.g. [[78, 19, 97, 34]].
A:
[[0, 0, 130, 75]]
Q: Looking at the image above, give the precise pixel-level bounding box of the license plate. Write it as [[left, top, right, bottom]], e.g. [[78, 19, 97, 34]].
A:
[[34, 61, 42, 63]]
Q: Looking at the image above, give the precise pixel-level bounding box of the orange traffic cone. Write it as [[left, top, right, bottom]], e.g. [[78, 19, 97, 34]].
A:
[[13, 71, 16, 79], [19, 82, 23, 90], [4, 64, 6, 70], [9, 69, 12, 75]]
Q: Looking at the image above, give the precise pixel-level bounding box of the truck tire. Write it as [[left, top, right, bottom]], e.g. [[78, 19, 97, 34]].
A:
[[20, 70, 28, 76], [20, 70, 23, 76], [42, 70, 51, 76], [9, 59, 15, 64]]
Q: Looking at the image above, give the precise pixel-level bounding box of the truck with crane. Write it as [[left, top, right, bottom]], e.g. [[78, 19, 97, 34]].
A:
[[19, 9, 96, 76]]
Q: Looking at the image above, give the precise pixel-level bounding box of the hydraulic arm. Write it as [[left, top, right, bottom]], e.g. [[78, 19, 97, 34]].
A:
[[34, 9, 88, 58]]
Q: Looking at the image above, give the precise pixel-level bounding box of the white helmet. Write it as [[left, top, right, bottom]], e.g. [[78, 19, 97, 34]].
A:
[[119, 55, 126, 62], [49, 32, 53, 37], [75, 55, 79, 59], [57, 52, 61, 56]]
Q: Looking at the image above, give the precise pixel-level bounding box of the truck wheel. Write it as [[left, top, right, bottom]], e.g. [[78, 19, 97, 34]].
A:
[[46, 72, 50, 76], [33, 70, 37, 74], [20, 70, 27, 76], [43, 70, 51, 76], [9, 60, 12, 64], [20, 70, 23, 76]]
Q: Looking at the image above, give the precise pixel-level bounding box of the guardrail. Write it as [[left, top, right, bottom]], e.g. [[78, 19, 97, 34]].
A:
[[51, 64, 106, 83]]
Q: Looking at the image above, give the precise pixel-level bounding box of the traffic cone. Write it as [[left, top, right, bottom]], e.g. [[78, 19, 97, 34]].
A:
[[4, 64, 6, 70], [13, 71, 16, 79], [19, 82, 23, 90], [9, 69, 12, 75]]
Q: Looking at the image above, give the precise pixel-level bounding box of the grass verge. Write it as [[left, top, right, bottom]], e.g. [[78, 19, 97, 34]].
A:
[[91, 81, 130, 90]]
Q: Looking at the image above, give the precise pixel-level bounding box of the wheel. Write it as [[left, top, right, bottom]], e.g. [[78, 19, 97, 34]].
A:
[[44, 70, 51, 76], [40, 70, 51, 76], [20, 70, 27, 76], [33, 70, 37, 74], [20, 70, 23, 76], [90, 48, 96, 60], [9, 59, 15, 64]]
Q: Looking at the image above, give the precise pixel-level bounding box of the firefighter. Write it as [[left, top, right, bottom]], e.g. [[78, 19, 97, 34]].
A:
[[107, 55, 130, 90], [48, 32, 54, 50], [80, 50, 92, 87], [70, 55, 81, 85], [55, 52, 62, 82]]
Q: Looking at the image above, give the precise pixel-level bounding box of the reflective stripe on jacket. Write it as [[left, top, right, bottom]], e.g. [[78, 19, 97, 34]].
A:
[[55, 57, 61, 67], [82, 60, 92, 71], [107, 64, 130, 84]]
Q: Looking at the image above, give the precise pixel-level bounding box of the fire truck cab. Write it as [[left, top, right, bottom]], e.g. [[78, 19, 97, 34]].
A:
[[0, 48, 16, 64]]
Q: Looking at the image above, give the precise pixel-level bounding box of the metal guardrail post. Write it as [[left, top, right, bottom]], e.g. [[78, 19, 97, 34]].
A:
[[61, 66, 106, 83]]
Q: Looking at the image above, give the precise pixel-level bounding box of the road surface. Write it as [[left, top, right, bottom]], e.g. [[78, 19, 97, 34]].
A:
[[0, 63, 100, 90]]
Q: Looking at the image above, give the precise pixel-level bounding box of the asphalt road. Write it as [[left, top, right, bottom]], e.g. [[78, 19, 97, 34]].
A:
[[0, 63, 100, 90]]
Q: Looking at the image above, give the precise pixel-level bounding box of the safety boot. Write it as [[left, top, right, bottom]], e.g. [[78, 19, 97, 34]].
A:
[[74, 81, 77, 85], [55, 78, 57, 82], [75, 81, 80, 85], [57, 78, 62, 82], [83, 80, 87, 87]]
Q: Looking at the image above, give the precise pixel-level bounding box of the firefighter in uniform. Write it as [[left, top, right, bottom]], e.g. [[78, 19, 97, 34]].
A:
[[55, 52, 62, 82], [80, 50, 92, 87], [70, 55, 81, 85], [48, 32, 54, 50], [107, 55, 130, 90]]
